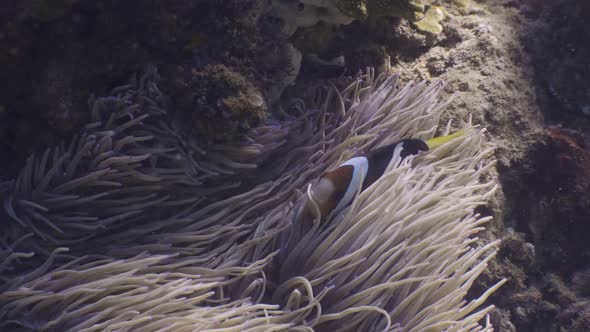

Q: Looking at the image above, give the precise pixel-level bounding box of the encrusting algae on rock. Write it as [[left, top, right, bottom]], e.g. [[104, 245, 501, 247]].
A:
[[267, 0, 429, 37], [412, 5, 446, 35], [332, 0, 368, 20], [366, 0, 425, 21]]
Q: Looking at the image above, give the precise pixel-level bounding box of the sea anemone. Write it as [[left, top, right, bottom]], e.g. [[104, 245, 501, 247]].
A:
[[0, 68, 503, 331]]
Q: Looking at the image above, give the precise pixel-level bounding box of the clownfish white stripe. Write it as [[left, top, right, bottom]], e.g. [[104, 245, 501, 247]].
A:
[[311, 177, 336, 209], [331, 156, 368, 218]]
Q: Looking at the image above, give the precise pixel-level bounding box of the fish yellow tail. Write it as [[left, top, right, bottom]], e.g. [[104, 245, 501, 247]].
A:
[[426, 131, 464, 149]]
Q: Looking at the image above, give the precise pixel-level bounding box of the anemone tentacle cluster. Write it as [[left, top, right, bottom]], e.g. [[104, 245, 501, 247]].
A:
[[0, 68, 503, 331]]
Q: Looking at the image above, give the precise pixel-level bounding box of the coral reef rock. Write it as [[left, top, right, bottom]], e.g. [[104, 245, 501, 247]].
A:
[[170, 64, 268, 142]]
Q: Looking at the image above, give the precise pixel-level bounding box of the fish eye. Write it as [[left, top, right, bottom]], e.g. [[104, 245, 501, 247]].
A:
[[297, 2, 305, 11]]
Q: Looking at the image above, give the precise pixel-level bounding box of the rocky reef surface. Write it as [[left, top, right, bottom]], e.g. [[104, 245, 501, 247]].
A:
[[1, 0, 590, 330]]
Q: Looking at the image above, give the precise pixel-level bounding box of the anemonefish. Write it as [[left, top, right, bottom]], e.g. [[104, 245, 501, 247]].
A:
[[307, 131, 464, 219]]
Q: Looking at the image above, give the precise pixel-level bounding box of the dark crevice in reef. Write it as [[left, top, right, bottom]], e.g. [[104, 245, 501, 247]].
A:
[[521, 0, 590, 128]]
